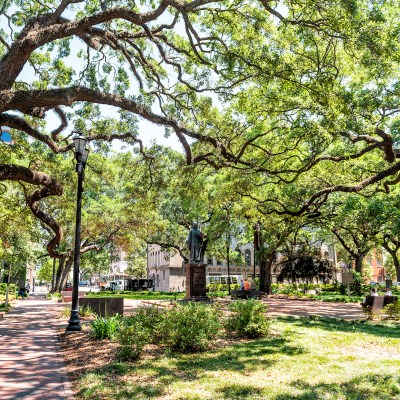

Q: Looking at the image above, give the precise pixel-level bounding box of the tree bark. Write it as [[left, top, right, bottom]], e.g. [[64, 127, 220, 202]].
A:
[[54, 256, 66, 292], [60, 256, 74, 290], [355, 254, 365, 274], [382, 242, 400, 281]]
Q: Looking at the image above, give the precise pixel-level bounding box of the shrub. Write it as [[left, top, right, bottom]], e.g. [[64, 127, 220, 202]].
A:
[[383, 302, 400, 320], [116, 322, 150, 361], [161, 302, 222, 352], [46, 292, 62, 302], [0, 283, 16, 293], [225, 300, 269, 338], [125, 306, 166, 343], [89, 314, 122, 340]]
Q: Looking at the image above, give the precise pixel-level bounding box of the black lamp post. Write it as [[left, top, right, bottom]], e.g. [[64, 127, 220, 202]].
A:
[[66, 135, 89, 332]]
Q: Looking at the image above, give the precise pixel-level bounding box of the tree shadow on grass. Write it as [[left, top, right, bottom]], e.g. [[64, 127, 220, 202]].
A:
[[172, 336, 305, 375], [275, 315, 400, 339], [218, 383, 265, 399], [81, 336, 305, 399], [274, 373, 400, 400]]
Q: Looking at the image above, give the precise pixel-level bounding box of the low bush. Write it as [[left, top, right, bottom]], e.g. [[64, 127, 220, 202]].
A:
[[116, 322, 150, 361], [383, 302, 400, 320], [161, 302, 222, 352], [0, 283, 17, 293], [225, 299, 269, 338], [126, 306, 166, 343], [89, 314, 122, 340], [46, 292, 62, 302], [208, 284, 240, 292]]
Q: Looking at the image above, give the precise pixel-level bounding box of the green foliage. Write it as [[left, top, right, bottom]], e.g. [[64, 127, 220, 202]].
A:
[[383, 302, 400, 320], [80, 305, 95, 318], [277, 246, 334, 288], [36, 259, 53, 282], [161, 302, 221, 352], [59, 307, 71, 319], [125, 306, 166, 344], [208, 283, 240, 292], [46, 292, 62, 302], [89, 315, 122, 340], [225, 300, 269, 338], [116, 322, 150, 361], [0, 283, 16, 292]]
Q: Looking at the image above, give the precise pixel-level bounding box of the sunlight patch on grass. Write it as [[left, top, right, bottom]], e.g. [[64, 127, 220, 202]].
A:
[[74, 317, 400, 400]]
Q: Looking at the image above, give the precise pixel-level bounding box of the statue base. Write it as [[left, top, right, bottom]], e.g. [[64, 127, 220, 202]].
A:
[[185, 263, 209, 300]]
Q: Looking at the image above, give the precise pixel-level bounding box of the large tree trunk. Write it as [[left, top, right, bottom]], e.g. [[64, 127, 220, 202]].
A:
[[54, 256, 66, 292], [355, 254, 364, 274], [382, 243, 400, 281], [60, 256, 74, 290], [265, 252, 275, 295], [259, 257, 267, 292]]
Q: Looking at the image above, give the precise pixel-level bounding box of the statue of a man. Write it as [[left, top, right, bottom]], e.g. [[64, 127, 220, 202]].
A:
[[187, 222, 203, 263]]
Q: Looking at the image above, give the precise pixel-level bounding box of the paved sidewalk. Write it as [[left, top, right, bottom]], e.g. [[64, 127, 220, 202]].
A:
[[0, 295, 74, 400], [264, 297, 365, 320]]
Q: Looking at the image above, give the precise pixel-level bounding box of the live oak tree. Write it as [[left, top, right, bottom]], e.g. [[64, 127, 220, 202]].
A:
[[3, 0, 400, 274]]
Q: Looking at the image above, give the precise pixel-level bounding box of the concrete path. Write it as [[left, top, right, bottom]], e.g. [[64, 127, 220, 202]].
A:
[[124, 297, 365, 320], [264, 297, 365, 320], [0, 295, 74, 400]]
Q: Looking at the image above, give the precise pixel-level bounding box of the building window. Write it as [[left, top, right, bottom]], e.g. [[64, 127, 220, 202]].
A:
[[207, 258, 213, 265], [163, 270, 165, 280], [216, 260, 222, 265], [245, 249, 251, 266]]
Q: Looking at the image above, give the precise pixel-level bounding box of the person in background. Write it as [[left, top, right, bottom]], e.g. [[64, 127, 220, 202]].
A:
[[240, 279, 244, 291], [370, 288, 378, 297], [25, 283, 30, 294], [385, 287, 392, 296], [244, 279, 251, 291]]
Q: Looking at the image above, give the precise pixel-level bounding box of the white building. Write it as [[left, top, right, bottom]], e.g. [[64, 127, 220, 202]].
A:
[[147, 241, 338, 292]]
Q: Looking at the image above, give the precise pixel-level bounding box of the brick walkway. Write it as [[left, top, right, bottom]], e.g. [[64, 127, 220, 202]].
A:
[[0, 295, 74, 400]]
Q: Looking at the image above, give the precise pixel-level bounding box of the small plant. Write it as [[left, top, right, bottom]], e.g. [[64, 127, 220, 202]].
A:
[[47, 292, 62, 302], [116, 322, 150, 361], [80, 305, 95, 318], [89, 314, 122, 340], [161, 302, 222, 352], [383, 302, 400, 320], [59, 307, 71, 319], [225, 300, 269, 338]]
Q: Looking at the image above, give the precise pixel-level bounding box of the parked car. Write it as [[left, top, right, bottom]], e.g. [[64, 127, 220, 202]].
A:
[[78, 281, 88, 286]]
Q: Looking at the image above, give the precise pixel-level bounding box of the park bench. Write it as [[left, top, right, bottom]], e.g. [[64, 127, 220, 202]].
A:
[[231, 289, 262, 300], [361, 295, 398, 313]]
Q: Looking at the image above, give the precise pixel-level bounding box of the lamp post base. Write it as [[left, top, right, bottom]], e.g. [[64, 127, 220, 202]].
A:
[[66, 309, 81, 331]]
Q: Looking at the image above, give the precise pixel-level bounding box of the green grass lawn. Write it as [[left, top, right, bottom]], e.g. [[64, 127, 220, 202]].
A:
[[85, 290, 186, 300], [74, 316, 400, 400]]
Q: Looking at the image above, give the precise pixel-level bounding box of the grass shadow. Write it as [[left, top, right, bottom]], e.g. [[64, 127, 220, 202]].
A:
[[274, 315, 400, 339], [274, 373, 400, 400], [81, 335, 304, 398]]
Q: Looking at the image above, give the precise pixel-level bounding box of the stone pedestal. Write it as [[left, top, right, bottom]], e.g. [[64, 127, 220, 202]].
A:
[[185, 263, 208, 300]]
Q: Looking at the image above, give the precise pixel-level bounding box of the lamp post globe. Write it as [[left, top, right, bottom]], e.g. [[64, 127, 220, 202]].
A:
[[73, 135, 87, 156], [66, 134, 88, 332]]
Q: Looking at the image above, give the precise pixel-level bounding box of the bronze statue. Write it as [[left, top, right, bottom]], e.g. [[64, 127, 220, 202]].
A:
[[187, 222, 203, 263]]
